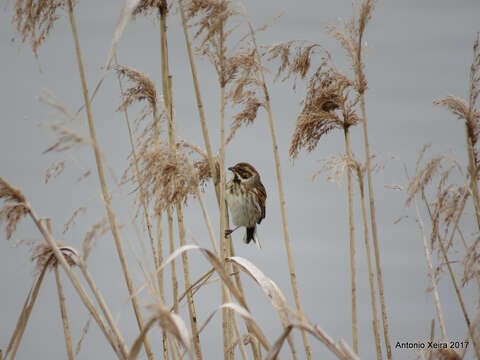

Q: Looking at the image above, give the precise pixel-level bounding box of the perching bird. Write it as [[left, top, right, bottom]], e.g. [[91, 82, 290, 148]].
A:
[[225, 162, 266, 248]]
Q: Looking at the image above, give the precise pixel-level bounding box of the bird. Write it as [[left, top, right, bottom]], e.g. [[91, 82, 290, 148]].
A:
[[225, 162, 266, 248]]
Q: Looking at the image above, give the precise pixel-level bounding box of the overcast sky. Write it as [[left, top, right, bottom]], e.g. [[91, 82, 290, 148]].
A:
[[1, 1, 480, 359]]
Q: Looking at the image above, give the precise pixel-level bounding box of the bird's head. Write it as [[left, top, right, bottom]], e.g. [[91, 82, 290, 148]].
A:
[[228, 162, 259, 183]]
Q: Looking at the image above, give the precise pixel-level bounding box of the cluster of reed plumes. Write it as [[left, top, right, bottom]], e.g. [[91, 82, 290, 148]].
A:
[[2, 0, 480, 359]]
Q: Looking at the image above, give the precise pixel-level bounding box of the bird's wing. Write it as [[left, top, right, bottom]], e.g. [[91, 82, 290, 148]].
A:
[[256, 181, 267, 224]]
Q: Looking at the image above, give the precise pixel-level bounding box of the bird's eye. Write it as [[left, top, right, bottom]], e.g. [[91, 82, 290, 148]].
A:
[[239, 170, 251, 179]]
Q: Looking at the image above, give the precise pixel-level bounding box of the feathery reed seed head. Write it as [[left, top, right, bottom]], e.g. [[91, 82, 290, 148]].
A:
[[133, 0, 166, 17], [115, 65, 159, 115], [289, 59, 360, 158], [125, 142, 202, 212], [0, 178, 28, 240], [12, 0, 70, 57], [83, 217, 110, 260]]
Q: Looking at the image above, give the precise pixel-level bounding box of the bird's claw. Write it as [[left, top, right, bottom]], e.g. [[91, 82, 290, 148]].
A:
[[224, 229, 233, 238]]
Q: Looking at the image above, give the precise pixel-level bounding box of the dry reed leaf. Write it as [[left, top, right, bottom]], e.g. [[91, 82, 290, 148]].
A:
[[138, 245, 245, 313], [227, 256, 291, 321], [221, 302, 271, 351], [194, 302, 270, 353], [150, 305, 194, 359], [266, 321, 357, 360], [226, 256, 296, 354], [294, 321, 357, 360], [103, 0, 142, 75], [12, 0, 68, 58], [128, 314, 193, 360]]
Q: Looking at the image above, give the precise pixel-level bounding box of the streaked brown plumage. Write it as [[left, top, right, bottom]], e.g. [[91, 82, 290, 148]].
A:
[[225, 162, 266, 248]]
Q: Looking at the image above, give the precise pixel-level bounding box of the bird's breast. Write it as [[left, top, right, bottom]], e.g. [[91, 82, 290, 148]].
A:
[[226, 183, 261, 227]]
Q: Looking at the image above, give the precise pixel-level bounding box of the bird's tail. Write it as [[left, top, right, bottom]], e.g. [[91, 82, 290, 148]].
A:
[[244, 226, 261, 249]]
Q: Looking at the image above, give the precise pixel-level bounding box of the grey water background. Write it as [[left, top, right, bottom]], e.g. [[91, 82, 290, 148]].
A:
[[1, 0, 480, 359]]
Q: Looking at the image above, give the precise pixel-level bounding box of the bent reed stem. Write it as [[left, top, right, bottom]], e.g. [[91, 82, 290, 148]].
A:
[[356, 28, 392, 357], [26, 203, 128, 359], [246, 19, 312, 359], [65, 1, 153, 358]]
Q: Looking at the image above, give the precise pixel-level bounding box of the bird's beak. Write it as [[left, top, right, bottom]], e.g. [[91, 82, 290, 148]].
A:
[[228, 167, 235, 172]]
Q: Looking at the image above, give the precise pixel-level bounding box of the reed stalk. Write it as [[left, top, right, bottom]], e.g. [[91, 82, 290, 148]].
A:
[[245, 20, 312, 359], [167, 206, 179, 312], [464, 124, 480, 229], [464, 35, 480, 229], [359, 94, 391, 360], [218, 16, 235, 360], [343, 127, 358, 353], [65, 1, 153, 358], [54, 266, 74, 360], [175, 203, 203, 359], [356, 168, 382, 360], [354, 16, 392, 360], [158, 4, 202, 357]]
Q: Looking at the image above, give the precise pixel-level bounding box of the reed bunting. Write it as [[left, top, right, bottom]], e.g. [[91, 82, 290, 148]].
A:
[[225, 162, 266, 248]]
